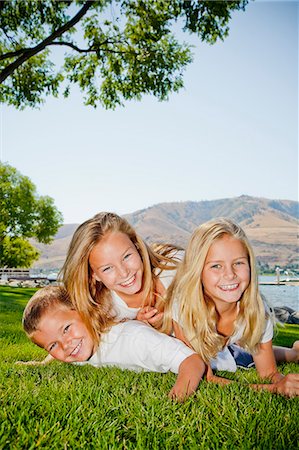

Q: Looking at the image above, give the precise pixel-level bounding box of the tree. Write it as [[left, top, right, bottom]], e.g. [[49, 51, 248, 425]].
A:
[[0, 163, 63, 267], [0, 0, 248, 109]]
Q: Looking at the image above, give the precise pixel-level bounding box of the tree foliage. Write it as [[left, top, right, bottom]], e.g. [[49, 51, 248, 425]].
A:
[[0, 0, 248, 109], [0, 163, 63, 267]]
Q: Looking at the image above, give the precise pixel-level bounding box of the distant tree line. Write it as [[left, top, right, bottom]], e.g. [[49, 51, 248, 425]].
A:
[[257, 260, 299, 275]]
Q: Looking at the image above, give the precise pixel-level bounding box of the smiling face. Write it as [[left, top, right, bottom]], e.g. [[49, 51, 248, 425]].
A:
[[202, 234, 250, 309], [31, 305, 95, 363], [89, 231, 144, 297]]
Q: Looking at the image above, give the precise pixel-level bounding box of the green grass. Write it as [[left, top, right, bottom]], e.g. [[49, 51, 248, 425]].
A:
[[0, 286, 298, 449]]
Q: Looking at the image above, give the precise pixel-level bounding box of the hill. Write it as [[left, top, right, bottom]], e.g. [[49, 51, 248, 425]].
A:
[[32, 195, 299, 269]]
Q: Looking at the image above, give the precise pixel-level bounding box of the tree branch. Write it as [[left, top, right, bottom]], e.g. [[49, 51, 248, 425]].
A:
[[0, 48, 28, 61], [49, 39, 126, 53], [49, 41, 93, 53], [0, 1, 93, 83]]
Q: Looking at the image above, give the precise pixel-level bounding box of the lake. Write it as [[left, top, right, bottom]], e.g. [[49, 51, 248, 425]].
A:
[[29, 272, 299, 312], [259, 275, 299, 311]]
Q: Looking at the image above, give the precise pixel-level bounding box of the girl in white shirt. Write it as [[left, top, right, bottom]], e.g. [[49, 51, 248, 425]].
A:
[[62, 212, 181, 344], [161, 218, 299, 397]]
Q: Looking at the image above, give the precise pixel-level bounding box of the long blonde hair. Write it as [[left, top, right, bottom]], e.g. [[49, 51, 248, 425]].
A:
[[162, 218, 267, 363], [61, 212, 181, 344]]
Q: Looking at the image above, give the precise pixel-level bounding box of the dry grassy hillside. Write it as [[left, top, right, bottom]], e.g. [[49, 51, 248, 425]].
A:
[[32, 196, 298, 269]]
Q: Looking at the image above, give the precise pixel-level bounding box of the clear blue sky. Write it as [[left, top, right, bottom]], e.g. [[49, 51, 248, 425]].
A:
[[1, 1, 298, 224]]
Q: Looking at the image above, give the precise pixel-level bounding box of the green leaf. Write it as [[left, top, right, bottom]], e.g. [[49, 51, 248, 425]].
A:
[[0, 0, 248, 109]]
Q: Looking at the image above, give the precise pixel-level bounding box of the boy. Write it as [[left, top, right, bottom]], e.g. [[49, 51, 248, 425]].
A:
[[22, 286, 205, 400]]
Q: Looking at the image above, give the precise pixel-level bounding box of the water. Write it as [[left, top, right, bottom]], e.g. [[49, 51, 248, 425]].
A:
[[259, 275, 299, 311], [29, 271, 298, 311]]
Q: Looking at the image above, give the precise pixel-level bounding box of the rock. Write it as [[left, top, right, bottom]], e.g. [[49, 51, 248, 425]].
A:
[[290, 311, 299, 325], [8, 280, 22, 287], [0, 278, 52, 288], [274, 306, 299, 324]]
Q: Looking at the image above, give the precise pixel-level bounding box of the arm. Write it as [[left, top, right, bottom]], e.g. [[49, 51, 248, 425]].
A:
[[168, 353, 205, 401], [251, 340, 299, 397], [173, 320, 233, 387], [16, 354, 54, 365], [136, 278, 166, 327], [206, 365, 232, 386], [273, 340, 299, 363]]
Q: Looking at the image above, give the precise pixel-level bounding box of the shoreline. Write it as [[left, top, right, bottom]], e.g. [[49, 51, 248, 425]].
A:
[[260, 280, 299, 286]]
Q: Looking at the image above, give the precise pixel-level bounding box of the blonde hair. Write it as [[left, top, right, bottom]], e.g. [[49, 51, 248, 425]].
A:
[[22, 285, 92, 341], [61, 212, 181, 344], [162, 218, 267, 363], [23, 286, 73, 338]]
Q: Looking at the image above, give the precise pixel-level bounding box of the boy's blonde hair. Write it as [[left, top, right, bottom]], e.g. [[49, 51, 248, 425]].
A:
[[23, 286, 74, 340], [60, 212, 181, 344], [162, 218, 267, 363]]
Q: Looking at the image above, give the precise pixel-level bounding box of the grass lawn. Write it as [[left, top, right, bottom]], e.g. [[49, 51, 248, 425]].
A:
[[0, 286, 298, 449]]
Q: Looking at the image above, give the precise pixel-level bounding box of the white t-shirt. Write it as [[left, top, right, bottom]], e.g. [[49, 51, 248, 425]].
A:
[[172, 299, 273, 372], [76, 320, 195, 374], [111, 270, 175, 320]]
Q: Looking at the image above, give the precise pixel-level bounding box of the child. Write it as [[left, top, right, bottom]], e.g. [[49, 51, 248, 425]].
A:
[[61, 211, 182, 343], [22, 286, 204, 401], [162, 218, 299, 397]]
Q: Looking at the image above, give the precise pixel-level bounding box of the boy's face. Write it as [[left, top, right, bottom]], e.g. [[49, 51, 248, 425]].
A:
[[31, 305, 95, 363]]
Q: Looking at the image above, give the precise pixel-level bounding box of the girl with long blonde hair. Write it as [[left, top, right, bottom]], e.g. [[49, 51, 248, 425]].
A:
[[162, 218, 299, 397], [61, 211, 181, 344]]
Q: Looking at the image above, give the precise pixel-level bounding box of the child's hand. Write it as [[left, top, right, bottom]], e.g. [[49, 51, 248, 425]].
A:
[[168, 354, 205, 402], [136, 306, 164, 327], [206, 365, 232, 385], [272, 373, 299, 397], [168, 381, 193, 402], [251, 373, 299, 397]]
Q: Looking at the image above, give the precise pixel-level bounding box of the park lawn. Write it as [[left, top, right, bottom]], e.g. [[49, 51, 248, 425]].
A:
[[0, 286, 298, 449]]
